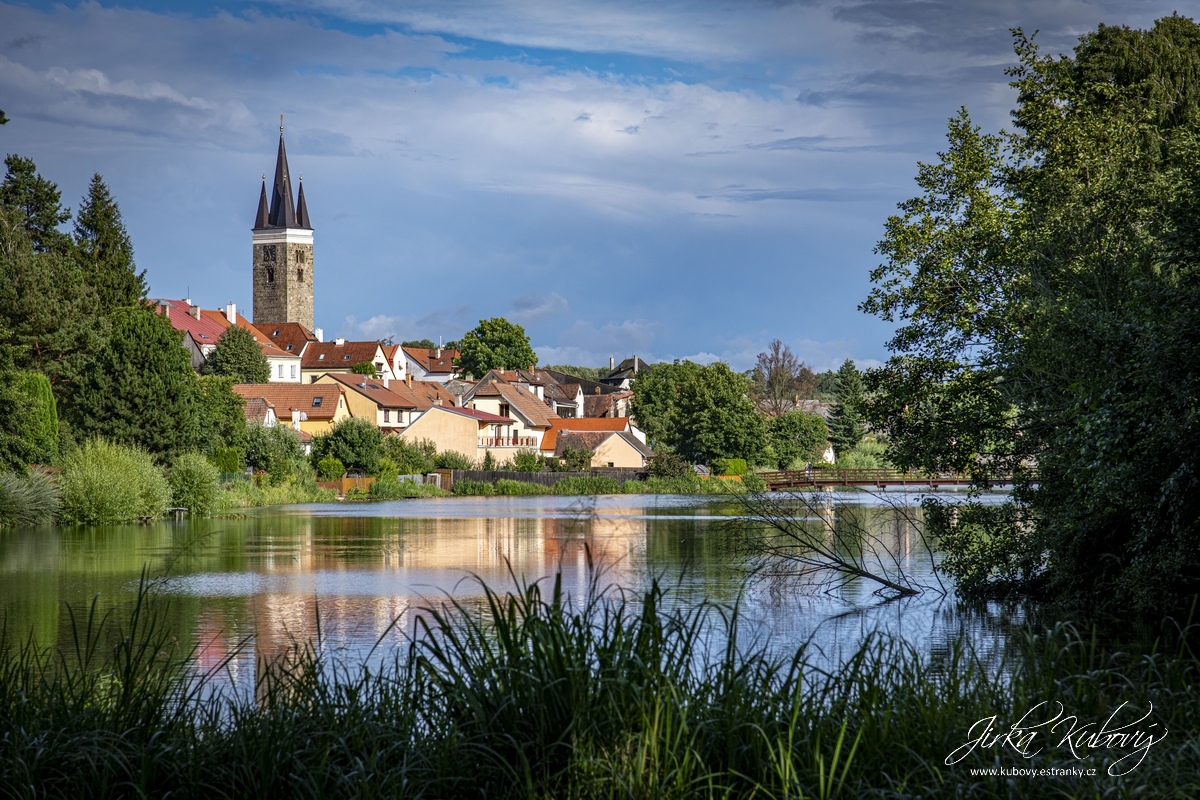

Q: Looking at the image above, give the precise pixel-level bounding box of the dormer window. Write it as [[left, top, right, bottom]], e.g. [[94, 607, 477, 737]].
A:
[[273, 330, 280, 336], [286, 344, 293, 351], [312, 397, 323, 407], [318, 353, 325, 360], [343, 355, 351, 360]]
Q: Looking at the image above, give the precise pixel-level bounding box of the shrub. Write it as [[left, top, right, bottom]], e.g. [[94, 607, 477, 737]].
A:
[[218, 478, 337, 511], [481, 450, 497, 471], [723, 458, 748, 477], [453, 479, 495, 496], [742, 472, 767, 492], [647, 449, 689, 478], [622, 476, 699, 495], [552, 476, 620, 496], [168, 453, 220, 514], [311, 418, 383, 475], [834, 438, 889, 469], [245, 424, 308, 482], [369, 472, 404, 499], [710, 457, 728, 477], [383, 437, 437, 475], [511, 449, 543, 472], [0, 470, 59, 527], [209, 446, 241, 475], [559, 443, 593, 473], [435, 450, 474, 470], [495, 479, 549, 496], [315, 456, 344, 481], [59, 439, 171, 523]]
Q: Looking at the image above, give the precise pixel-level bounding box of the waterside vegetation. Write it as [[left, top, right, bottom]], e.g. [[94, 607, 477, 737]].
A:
[[0, 576, 1195, 798]]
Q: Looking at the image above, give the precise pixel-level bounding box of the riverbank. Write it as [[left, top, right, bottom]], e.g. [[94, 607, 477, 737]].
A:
[[1, 576, 1194, 799]]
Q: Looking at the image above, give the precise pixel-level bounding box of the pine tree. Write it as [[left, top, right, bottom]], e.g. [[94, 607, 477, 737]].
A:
[[73, 174, 146, 310], [200, 325, 271, 384], [827, 359, 864, 458], [70, 306, 203, 461], [0, 154, 72, 253]]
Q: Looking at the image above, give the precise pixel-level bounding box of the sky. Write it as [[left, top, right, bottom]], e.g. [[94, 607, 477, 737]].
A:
[[0, 0, 1187, 371]]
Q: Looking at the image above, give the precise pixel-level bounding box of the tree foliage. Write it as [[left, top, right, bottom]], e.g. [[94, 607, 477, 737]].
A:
[[0, 154, 71, 253], [454, 318, 537, 378], [863, 18, 1200, 614], [200, 325, 270, 384], [73, 173, 146, 311], [312, 418, 383, 475], [827, 360, 865, 458], [750, 340, 817, 415], [765, 411, 828, 470], [70, 307, 202, 461]]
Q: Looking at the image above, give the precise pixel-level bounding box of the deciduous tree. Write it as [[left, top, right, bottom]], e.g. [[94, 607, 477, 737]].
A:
[[454, 318, 537, 378], [751, 340, 817, 415], [201, 325, 270, 384]]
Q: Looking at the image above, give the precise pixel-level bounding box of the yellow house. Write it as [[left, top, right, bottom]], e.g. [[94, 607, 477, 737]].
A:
[[233, 383, 350, 436], [552, 431, 653, 469], [399, 405, 515, 458], [314, 373, 417, 432]]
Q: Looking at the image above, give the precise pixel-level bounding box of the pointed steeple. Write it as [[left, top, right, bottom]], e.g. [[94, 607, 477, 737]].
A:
[[296, 177, 312, 229], [267, 117, 297, 228], [254, 178, 269, 229]]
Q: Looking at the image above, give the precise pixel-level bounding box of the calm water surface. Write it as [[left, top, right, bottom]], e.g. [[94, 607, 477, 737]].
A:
[[0, 492, 1020, 677]]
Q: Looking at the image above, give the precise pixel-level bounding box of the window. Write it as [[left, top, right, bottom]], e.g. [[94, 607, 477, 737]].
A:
[[318, 353, 325, 360], [266, 267, 275, 283], [607, 462, 614, 468], [273, 330, 280, 336], [343, 354, 351, 360], [286, 344, 293, 351], [277, 364, 284, 378], [297, 268, 304, 283], [290, 364, 297, 379], [312, 397, 323, 407], [383, 409, 390, 423], [499, 403, 510, 418]]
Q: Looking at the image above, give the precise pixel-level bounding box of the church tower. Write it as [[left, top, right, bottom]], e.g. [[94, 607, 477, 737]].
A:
[[252, 118, 314, 330]]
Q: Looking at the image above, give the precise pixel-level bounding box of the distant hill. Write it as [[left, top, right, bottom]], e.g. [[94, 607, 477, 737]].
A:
[[541, 364, 607, 382]]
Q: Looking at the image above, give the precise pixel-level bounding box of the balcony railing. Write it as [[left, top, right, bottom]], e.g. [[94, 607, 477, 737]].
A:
[[479, 436, 537, 448]]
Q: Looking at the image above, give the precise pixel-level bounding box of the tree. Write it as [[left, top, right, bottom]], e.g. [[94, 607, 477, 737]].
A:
[[765, 411, 828, 470], [0, 205, 104, 404], [827, 360, 864, 458], [244, 423, 307, 481], [630, 360, 702, 448], [69, 306, 202, 461], [862, 19, 1200, 614], [351, 361, 377, 377], [197, 375, 247, 453], [402, 338, 437, 349], [200, 325, 270, 384], [671, 363, 766, 464], [0, 154, 71, 253], [73, 174, 146, 311], [454, 318, 537, 378], [750, 340, 817, 415], [311, 418, 383, 475]]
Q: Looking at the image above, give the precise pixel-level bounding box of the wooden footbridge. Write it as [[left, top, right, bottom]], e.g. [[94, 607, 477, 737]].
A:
[[759, 468, 1014, 491]]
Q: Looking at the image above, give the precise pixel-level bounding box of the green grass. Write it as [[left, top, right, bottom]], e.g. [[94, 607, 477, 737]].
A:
[[2, 575, 1196, 798], [495, 478, 551, 495], [0, 470, 59, 527], [552, 476, 622, 495], [216, 477, 337, 511]]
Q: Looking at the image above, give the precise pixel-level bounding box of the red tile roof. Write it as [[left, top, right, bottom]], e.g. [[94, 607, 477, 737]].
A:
[[263, 322, 318, 355], [153, 299, 228, 347], [403, 347, 459, 374], [542, 418, 633, 451], [232, 384, 344, 421], [302, 340, 383, 369], [318, 373, 417, 408], [199, 308, 295, 358], [438, 406, 515, 424]]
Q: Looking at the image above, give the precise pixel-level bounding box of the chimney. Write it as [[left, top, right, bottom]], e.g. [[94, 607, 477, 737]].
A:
[[436, 336, 442, 358], [161, 303, 169, 321], [190, 305, 201, 320], [610, 356, 614, 370], [383, 375, 389, 389], [335, 337, 345, 346], [315, 327, 324, 342], [634, 355, 639, 373], [406, 373, 412, 389], [595, 387, 601, 395], [291, 409, 300, 431], [225, 302, 236, 324], [183, 297, 191, 306]]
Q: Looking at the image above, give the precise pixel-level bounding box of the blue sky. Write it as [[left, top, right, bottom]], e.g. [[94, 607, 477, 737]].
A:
[[0, 0, 1182, 369]]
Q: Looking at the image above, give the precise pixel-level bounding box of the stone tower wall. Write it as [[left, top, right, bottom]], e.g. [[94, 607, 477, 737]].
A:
[[252, 236, 314, 330]]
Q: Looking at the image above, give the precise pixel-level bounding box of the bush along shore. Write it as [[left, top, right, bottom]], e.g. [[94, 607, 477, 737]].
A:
[[451, 473, 765, 497], [0, 576, 1196, 798]]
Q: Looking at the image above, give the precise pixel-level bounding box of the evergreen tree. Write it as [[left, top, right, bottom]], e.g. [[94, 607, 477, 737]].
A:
[[198, 375, 248, 453], [0, 154, 71, 253], [455, 318, 537, 378], [73, 174, 146, 310], [200, 325, 270, 384], [70, 307, 202, 461], [827, 359, 864, 457], [0, 205, 105, 403]]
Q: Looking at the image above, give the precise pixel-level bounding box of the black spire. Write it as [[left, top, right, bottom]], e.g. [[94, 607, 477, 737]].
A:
[[254, 179, 269, 229], [296, 178, 311, 229], [267, 120, 297, 228]]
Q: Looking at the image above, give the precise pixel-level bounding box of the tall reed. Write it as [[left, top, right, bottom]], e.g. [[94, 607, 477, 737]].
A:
[[1, 575, 1197, 798]]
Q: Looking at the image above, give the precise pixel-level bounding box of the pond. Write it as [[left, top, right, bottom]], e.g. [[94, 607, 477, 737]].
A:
[[0, 491, 1021, 677]]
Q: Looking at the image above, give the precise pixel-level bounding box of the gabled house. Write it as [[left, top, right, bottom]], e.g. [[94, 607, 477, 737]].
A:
[[301, 339, 393, 384], [314, 373, 417, 432], [542, 368, 632, 418], [380, 343, 408, 383], [540, 418, 650, 467], [399, 405, 517, 458], [403, 346, 459, 383], [232, 383, 351, 436], [598, 356, 643, 390], [263, 322, 320, 360], [201, 302, 302, 383], [553, 431, 653, 469], [464, 379, 559, 450], [153, 298, 228, 371]]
